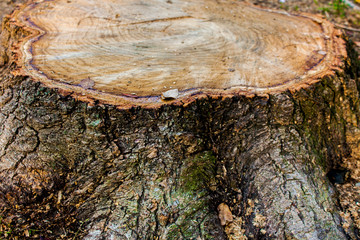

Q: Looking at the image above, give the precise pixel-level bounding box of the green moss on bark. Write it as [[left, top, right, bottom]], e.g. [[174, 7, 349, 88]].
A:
[[180, 151, 217, 193]]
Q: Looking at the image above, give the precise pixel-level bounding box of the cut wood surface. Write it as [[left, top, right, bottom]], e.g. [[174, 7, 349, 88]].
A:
[[1, 0, 360, 239], [6, 0, 346, 107]]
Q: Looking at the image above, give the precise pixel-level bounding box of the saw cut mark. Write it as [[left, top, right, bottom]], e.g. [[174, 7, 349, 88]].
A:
[[9, 0, 345, 108]]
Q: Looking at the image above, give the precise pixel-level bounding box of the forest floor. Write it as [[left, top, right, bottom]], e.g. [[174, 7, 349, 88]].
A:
[[0, 0, 360, 238]]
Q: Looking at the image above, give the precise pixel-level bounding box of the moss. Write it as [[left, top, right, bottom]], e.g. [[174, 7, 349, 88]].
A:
[[157, 152, 219, 239], [180, 151, 217, 193], [302, 127, 327, 169], [166, 195, 211, 239]]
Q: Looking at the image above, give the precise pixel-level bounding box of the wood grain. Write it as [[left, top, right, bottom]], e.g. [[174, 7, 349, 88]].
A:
[[8, 0, 346, 107]]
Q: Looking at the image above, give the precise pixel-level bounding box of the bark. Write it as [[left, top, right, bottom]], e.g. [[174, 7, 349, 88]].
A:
[[0, 46, 359, 238], [0, 1, 360, 240]]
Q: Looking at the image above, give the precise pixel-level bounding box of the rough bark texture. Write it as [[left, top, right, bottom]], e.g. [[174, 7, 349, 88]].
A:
[[0, 41, 359, 239], [0, 1, 360, 240]]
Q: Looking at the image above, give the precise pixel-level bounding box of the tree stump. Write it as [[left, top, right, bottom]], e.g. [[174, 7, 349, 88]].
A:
[[0, 0, 359, 239]]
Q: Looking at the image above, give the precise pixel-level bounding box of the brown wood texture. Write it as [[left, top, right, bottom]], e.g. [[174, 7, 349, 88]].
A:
[[1, 0, 360, 239], [3, 0, 346, 108]]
